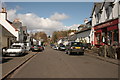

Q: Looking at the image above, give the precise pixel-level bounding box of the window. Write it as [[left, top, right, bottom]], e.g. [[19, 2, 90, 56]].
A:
[[113, 30, 119, 42], [96, 13, 100, 23], [107, 31, 112, 45], [107, 30, 119, 45], [96, 33, 101, 44], [106, 7, 110, 20]]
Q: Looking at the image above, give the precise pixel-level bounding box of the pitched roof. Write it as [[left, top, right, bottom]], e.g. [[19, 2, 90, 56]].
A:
[[90, 2, 103, 18], [75, 27, 91, 34]]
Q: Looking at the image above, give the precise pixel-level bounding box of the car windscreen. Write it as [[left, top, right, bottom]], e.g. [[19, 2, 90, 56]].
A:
[[71, 42, 83, 47], [11, 45, 22, 49], [33, 45, 41, 47], [60, 45, 65, 47]]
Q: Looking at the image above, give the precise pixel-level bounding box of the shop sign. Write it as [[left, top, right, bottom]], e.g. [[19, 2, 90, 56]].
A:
[[94, 19, 118, 30]]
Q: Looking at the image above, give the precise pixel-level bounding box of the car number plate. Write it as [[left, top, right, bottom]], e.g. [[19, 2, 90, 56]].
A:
[[75, 47, 81, 49], [10, 54, 16, 56]]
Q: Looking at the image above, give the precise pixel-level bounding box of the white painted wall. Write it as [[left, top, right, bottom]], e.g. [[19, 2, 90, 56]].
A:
[[0, 25, 2, 49], [92, 1, 119, 27], [57, 39, 62, 45], [89, 27, 94, 45], [76, 29, 91, 43], [113, 2, 119, 18], [0, 13, 18, 40]]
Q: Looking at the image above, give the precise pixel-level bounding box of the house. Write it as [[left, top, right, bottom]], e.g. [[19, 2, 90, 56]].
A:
[[68, 32, 77, 41], [12, 19, 28, 43], [0, 8, 18, 49], [75, 20, 93, 44], [90, 1, 120, 46], [57, 37, 69, 46]]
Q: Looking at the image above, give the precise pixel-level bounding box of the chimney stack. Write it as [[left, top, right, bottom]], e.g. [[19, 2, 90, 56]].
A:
[[0, 7, 7, 20], [84, 18, 88, 24], [1, 7, 6, 13]]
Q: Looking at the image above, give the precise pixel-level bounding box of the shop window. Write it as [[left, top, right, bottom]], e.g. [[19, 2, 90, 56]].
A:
[[102, 32, 107, 43], [113, 30, 119, 43], [107, 31, 112, 45], [96, 33, 101, 44], [107, 30, 119, 45]]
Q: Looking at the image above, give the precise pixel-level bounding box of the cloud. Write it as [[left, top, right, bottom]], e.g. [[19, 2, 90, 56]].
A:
[[7, 9, 79, 35], [7, 9, 17, 21], [50, 12, 69, 21], [7, 9, 66, 35], [66, 24, 80, 30]]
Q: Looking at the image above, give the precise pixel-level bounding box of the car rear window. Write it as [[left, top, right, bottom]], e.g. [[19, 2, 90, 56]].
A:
[[11, 45, 21, 49], [60, 45, 65, 47], [71, 42, 83, 47], [33, 45, 41, 47]]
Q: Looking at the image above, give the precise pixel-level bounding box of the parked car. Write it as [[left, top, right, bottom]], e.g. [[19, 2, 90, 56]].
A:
[[52, 45, 57, 50], [58, 44, 66, 51], [82, 43, 91, 49], [30, 45, 44, 52], [2, 47, 8, 56], [65, 42, 84, 55], [4, 43, 26, 56], [52, 45, 59, 50]]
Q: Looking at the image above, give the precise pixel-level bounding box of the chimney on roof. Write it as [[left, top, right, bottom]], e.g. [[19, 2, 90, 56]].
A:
[[84, 18, 88, 24], [1, 7, 6, 13], [0, 7, 7, 20], [13, 18, 20, 22]]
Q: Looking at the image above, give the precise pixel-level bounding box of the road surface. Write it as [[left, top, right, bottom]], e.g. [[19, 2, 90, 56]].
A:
[[11, 46, 118, 78]]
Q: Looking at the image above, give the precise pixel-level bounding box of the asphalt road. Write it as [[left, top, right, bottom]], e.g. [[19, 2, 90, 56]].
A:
[[11, 46, 118, 78]]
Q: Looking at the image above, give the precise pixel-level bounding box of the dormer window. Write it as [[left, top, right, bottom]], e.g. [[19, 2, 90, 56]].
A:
[[99, 9, 103, 14], [95, 12, 100, 23], [105, 7, 110, 20], [109, 2, 114, 8]]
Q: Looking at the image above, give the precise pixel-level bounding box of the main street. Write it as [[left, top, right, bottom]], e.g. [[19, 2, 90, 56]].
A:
[[10, 46, 118, 78]]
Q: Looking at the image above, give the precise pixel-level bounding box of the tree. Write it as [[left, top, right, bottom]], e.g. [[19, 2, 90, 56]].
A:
[[33, 32, 48, 42], [51, 30, 76, 43]]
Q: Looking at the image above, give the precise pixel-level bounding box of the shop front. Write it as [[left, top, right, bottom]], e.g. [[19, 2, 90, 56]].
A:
[[94, 18, 119, 47]]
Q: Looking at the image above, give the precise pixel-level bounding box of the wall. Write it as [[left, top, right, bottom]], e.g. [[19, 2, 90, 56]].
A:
[[0, 25, 2, 56], [76, 30, 91, 43], [2, 36, 7, 48], [92, 1, 119, 27], [0, 13, 18, 39]]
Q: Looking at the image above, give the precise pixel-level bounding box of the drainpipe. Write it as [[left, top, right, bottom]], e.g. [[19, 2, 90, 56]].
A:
[[118, 1, 120, 45], [0, 25, 2, 58]]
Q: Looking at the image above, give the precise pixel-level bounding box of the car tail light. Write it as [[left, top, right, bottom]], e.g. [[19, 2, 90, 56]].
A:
[[82, 47, 85, 49], [71, 47, 75, 49], [38, 47, 42, 48]]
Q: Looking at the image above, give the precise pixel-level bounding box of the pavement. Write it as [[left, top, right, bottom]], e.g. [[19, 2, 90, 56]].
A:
[[1, 51, 38, 79], [85, 49, 119, 65]]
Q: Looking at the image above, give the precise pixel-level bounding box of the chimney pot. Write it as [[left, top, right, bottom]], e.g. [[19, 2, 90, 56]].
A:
[[2, 8, 6, 13]]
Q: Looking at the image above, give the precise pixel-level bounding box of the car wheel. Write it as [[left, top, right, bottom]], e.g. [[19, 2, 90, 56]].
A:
[[80, 52, 84, 55], [68, 51, 71, 55], [65, 50, 67, 54]]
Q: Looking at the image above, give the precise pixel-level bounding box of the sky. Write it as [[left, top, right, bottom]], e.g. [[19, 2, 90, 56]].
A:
[[4, 2, 94, 35]]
